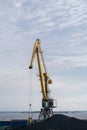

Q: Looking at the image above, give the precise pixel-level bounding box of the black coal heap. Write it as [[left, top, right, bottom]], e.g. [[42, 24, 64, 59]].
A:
[[8, 114, 87, 130]]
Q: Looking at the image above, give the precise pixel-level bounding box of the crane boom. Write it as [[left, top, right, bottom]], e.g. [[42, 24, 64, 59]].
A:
[[29, 39, 57, 120], [29, 39, 48, 99], [29, 39, 40, 69]]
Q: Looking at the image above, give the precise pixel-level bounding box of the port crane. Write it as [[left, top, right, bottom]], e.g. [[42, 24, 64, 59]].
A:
[[29, 39, 57, 120]]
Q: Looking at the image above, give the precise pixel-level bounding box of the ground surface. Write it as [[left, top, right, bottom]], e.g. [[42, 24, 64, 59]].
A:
[[6, 114, 87, 130]]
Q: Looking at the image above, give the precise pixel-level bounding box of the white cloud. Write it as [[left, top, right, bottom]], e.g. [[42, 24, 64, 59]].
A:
[[0, 0, 87, 33], [54, 55, 87, 68], [0, 0, 87, 111], [50, 76, 87, 111]]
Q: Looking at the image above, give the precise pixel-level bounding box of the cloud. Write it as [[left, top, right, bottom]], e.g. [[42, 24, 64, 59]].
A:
[[47, 55, 87, 71], [50, 76, 87, 111], [0, 0, 87, 111], [0, 0, 86, 37]]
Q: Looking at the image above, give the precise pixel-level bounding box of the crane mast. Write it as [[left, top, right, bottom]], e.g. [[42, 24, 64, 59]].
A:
[[29, 39, 57, 120]]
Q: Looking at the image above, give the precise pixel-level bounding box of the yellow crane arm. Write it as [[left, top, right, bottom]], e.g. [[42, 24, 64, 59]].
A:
[[29, 39, 57, 120], [29, 39, 47, 100], [29, 39, 40, 69]]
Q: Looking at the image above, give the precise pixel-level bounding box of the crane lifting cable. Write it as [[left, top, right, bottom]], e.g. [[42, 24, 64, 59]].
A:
[[29, 39, 57, 120], [28, 69, 34, 124]]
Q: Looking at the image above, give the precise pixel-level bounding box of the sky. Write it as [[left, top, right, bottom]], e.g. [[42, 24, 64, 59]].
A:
[[0, 0, 87, 111]]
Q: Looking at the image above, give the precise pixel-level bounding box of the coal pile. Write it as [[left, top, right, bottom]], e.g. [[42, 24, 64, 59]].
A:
[[7, 114, 87, 130]]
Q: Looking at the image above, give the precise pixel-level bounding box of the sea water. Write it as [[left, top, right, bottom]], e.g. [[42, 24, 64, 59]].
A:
[[0, 111, 87, 121]]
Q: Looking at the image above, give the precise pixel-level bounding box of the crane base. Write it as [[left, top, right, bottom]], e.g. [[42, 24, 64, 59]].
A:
[[38, 108, 53, 121]]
